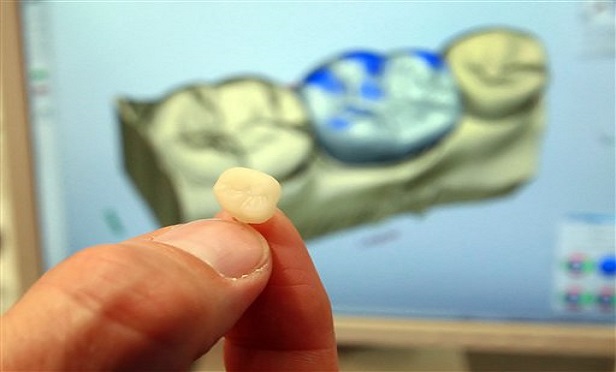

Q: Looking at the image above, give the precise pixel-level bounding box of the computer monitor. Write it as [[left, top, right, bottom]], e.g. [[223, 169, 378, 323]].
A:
[[3, 1, 614, 356]]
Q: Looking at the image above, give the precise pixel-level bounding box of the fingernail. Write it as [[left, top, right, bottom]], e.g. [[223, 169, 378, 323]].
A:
[[153, 219, 269, 279]]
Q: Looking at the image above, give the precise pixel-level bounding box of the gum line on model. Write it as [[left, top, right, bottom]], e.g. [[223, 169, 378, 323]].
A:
[[117, 28, 548, 239]]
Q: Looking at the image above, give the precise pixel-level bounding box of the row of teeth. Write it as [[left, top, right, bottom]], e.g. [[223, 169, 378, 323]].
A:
[[164, 28, 546, 165], [118, 28, 548, 234]]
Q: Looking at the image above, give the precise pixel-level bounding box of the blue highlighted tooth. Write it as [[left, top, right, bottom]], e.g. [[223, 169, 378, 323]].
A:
[[299, 48, 461, 164], [413, 50, 444, 69], [344, 106, 372, 117], [328, 116, 351, 130], [342, 51, 385, 76], [359, 81, 384, 101], [304, 68, 345, 94]]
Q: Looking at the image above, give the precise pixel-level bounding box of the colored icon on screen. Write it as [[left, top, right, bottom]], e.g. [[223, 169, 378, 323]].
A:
[[562, 287, 594, 311], [564, 253, 593, 276], [598, 254, 616, 277], [596, 287, 615, 312]]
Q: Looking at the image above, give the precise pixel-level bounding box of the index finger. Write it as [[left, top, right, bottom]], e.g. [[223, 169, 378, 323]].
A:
[[219, 209, 338, 371]]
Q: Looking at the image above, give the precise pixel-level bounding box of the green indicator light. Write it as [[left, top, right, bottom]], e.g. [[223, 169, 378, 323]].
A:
[[580, 292, 595, 306], [30, 68, 49, 81], [583, 260, 595, 273]]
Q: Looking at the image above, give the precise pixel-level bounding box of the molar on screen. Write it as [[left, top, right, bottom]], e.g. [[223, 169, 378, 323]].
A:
[[117, 78, 310, 225], [300, 49, 461, 164], [444, 29, 547, 119]]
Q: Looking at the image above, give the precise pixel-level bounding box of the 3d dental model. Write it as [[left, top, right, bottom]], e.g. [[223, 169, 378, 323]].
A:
[[213, 167, 281, 224], [118, 27, 548, 239]]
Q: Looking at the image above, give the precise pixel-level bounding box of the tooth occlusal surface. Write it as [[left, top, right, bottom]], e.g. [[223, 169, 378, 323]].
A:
[[213, 167, 281, 224]]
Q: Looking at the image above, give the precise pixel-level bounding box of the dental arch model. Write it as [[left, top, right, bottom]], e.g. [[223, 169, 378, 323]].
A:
[[118, 28, 548, 239]]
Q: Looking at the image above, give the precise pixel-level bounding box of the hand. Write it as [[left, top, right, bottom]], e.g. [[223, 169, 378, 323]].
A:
[[1, 210, 338, 371]]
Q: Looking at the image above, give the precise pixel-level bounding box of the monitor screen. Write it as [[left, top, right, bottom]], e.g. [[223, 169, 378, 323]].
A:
[[19, 1, 614, 326]]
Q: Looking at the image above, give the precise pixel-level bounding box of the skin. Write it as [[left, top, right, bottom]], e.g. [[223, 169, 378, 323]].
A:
[[0, 210, 338, 371], [221, 210, 338, 371]]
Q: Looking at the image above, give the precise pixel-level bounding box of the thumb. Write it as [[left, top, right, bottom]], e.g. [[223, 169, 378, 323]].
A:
[[1, 219, 272, 371]]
